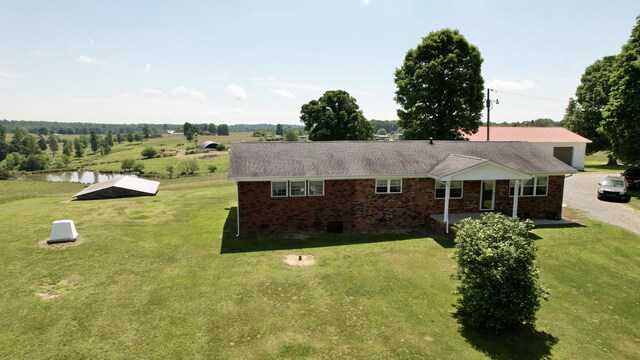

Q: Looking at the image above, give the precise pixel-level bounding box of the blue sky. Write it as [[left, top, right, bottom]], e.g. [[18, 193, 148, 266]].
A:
[[0, 0, 638, 125]]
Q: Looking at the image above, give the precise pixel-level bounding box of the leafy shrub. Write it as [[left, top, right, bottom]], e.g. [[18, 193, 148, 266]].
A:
[[179, 157, 200, 175], [166, 165, 175, 179], [132, 162, 145, 173], [121, 159, 135, 172], [216, 143, 227, 151], [141, 146, 157, 159], [207, 164, 217, 173], [0, 165, 12, 180], [21, 154, 49, 171], [452, 213, 549, 331]]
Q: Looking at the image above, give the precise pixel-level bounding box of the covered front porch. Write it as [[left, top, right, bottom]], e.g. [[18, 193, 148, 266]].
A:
[[430, 212, 577, 231]]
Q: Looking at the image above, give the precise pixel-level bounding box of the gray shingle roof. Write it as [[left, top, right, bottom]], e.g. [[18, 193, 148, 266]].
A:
[[228, 141, 577, 180]]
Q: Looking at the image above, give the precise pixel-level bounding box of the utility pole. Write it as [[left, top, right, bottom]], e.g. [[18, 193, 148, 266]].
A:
[[486, 88, 498, 141]]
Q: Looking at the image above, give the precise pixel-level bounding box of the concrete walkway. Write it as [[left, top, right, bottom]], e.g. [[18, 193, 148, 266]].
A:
[[563, 172, 640, 235]]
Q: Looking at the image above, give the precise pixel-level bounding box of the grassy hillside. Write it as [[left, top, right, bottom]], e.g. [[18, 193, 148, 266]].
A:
[[0, 178, 638, 359]]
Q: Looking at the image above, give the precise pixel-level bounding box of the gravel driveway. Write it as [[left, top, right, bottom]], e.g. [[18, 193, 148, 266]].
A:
[[563, 172, 640, 235]]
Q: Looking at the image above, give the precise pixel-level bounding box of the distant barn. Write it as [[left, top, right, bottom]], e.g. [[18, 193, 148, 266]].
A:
[[199, 141, 219, 152], [73, 176, 160, 200]]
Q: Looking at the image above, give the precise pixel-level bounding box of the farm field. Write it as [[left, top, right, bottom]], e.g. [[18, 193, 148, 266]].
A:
[[0, 172, 639, 358]]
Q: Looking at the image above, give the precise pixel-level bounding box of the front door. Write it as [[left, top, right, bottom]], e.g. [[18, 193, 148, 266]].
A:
[[480, 180, 495, 211]]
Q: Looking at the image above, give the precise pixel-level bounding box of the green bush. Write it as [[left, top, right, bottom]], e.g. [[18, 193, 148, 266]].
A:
[[141, 146, 157, 159], [121, 159, 135, 172], [179, 158, 200, 175], [132, 162, 145, 173], [207, 164, 217, 173], [452, 213, 549, 331], [21, 154, 49, 171]]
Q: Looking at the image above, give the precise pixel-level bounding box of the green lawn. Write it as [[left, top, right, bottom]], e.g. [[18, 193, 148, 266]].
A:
[[1, 178, 639, 359]]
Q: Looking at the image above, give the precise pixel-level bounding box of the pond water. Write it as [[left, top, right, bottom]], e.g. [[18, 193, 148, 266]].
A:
[[25, 171, 137, 184]]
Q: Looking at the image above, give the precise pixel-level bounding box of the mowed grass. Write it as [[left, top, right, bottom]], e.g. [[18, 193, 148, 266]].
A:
[[40, 132, 256, 177], [0, 179, 639, 359]]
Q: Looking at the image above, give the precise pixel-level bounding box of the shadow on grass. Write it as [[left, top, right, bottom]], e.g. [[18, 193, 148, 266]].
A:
[[460, 325, 558, 360], [220, 207, 440, 253]]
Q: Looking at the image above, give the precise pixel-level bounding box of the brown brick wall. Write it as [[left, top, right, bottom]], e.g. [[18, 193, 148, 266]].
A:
[[237, 175, 566, 236]]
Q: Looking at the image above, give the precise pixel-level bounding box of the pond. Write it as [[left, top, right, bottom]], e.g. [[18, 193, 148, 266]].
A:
[[25, 171, 137, 184]]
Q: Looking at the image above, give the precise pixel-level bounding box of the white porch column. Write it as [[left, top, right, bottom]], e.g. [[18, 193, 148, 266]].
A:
[[512, 179, 520, 219], [444, 180, 451, 233]]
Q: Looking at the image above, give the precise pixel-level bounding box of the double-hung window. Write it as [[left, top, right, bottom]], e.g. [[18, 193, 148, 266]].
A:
[[375, 179, 402, 194], [509, 176, 548, 197], [308, 180, 324, 196], [435, 180, 463, 199], [290, 181, 306, 197], [271, 180, 325, 197], [271, 181, 288, 197]]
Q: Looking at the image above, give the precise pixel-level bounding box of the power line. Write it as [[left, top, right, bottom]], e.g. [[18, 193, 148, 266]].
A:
[[495, 90, 567, 103]]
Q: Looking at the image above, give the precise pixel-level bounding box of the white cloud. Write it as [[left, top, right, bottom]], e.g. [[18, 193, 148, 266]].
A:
[[234, 107, 243, 113], [227, 84, 248, 99], [143, 63, 152, 72], [273, 89, 296, 99], [88, 38, 95, 47], [0, 69, 23, 81], [75, 55, 106, 65], [142, 88, 163, 96], [360, 0, 371, 5], [171, 85, 207, 101], [486, 79, 536, 91]]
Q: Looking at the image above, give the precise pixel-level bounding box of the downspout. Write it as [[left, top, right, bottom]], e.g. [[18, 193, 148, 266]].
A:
[[512, 179, 520, 219], [236, 181, 240, 237], [444, 180, 451, 233]]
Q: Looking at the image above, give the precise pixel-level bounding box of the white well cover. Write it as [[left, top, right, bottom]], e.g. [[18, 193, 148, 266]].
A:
[[49, 220, 79, 242]]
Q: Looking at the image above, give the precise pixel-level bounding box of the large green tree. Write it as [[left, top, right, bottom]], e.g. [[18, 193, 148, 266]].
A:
[[395, 29, 484, 140], [300, 90, 373, 141], [563, 56, 615, 156], [603, 16, 640, 165]]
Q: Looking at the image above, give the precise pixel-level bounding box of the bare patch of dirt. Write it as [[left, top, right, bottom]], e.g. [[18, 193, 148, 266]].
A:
[[283, 254, 316, 267], [36, 279, 75, 300], [35, 236, 83, 249]]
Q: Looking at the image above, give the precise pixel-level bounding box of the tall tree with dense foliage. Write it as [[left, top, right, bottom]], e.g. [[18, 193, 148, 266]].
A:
[[217, 124, 229, 136], [89, 131, 99, 153], [300, 90, 373, 141], [73, 138, 85, 157], [603, 16, 640, 165], [395, 29, 484, 140], [47, 135, 58, 156], [142, 124, 150, 139], [452, 213, 549, 331], [275, 124, 284, 136], [563, 56, 615, 156]]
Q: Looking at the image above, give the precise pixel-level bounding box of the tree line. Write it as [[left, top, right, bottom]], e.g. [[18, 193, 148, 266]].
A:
[[564, 16, 640, 165]]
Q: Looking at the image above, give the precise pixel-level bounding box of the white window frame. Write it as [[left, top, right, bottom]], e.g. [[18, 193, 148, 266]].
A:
[[308, 180, 325, 197], [289, 180, 306, 197], [435, 180, 463, 199], [509, 176, 549, 197], [271, 181, 288, 198], [375, 178, 402, 194]]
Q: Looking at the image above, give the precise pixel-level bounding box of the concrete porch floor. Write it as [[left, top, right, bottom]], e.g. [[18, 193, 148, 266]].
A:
[[430, 212, 578, 228]]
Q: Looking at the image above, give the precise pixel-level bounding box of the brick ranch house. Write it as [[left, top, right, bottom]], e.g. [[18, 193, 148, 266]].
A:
[[228, 141, 577, 236]]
